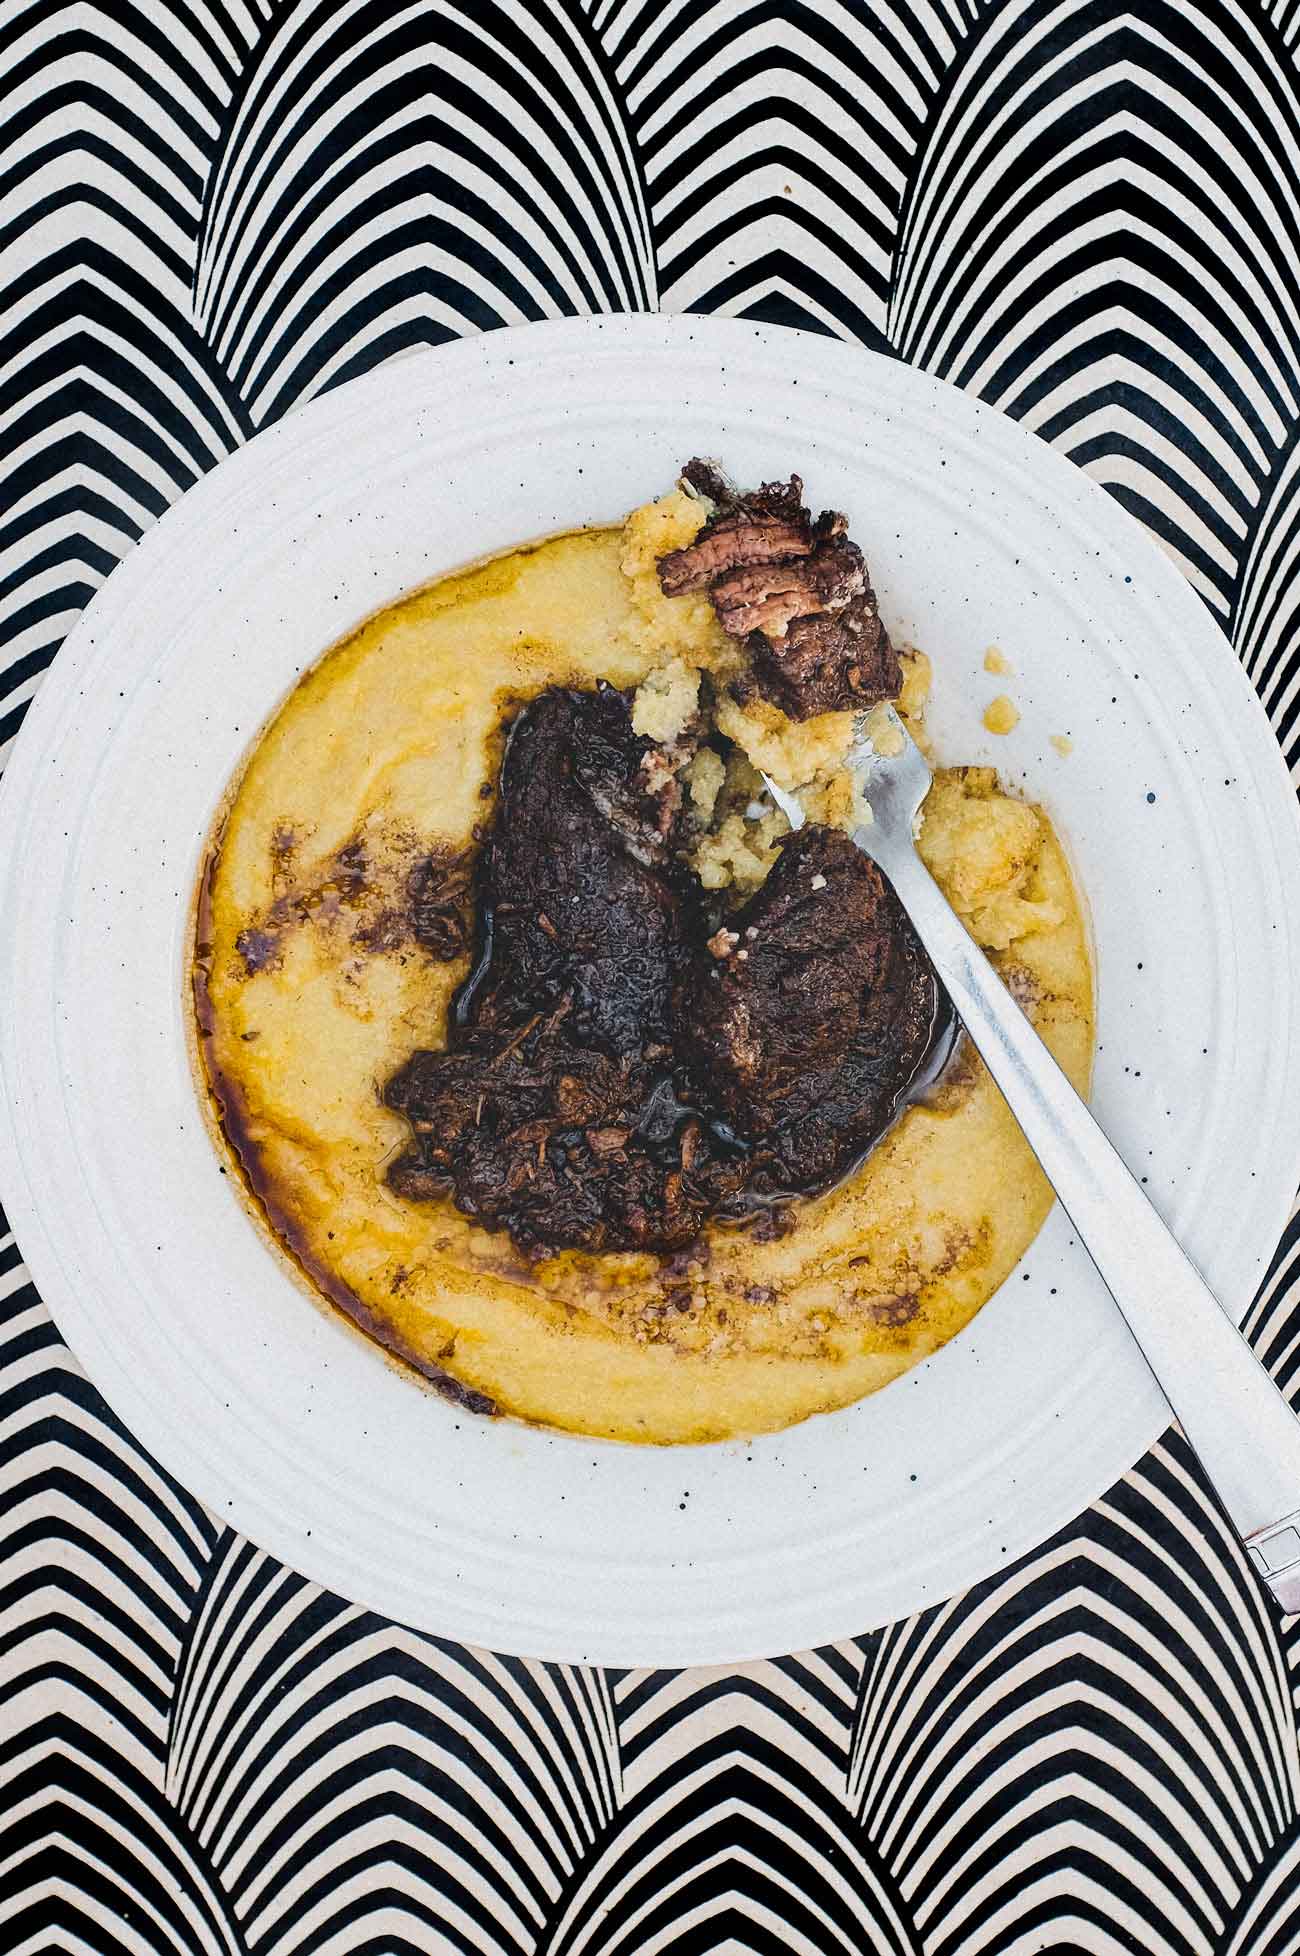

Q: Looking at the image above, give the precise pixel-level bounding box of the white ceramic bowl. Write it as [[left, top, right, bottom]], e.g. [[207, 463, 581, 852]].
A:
[[3, 316, 1299, 1665]]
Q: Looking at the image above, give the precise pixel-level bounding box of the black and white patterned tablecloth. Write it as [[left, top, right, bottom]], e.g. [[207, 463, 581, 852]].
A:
[[7, 3, 1300, 1950]]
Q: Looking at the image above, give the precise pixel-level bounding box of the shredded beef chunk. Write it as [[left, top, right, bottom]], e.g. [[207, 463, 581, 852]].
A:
[[385, 1037, 745, 1254], [384, 686, 747, 1254], [406, 851, 473, 959], [381, 468, 943, 1258], [750, 582, 899, 719], [461, 683, 689, 1052], [658, 464, 901, 719], [659, 469, 813, 595], [677, 829, 948, 1198], [678, 456, 739, 506], [659, 486, 814, 597], [383, 690, 948, 1256]]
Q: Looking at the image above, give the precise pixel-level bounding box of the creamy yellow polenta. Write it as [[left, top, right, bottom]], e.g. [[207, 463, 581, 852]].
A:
[[194, 492, 1093, 1444]]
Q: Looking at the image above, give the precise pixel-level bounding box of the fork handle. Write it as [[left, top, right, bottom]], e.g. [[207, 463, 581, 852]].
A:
[[876, 834, 1300, 1611]]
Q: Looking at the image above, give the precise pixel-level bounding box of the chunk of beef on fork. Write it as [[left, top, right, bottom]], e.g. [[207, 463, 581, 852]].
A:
[[657, 463, 901, 719]]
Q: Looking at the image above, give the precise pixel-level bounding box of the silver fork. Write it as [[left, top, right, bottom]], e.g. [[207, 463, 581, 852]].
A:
[[763, 708, 1300, 1614]]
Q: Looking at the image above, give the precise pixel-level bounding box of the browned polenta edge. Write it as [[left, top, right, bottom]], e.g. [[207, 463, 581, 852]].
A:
[[189, 825, 501, 1420]]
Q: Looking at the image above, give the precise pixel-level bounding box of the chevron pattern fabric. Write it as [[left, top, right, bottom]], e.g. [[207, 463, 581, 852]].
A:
[[5, 2, 1300, 1949]]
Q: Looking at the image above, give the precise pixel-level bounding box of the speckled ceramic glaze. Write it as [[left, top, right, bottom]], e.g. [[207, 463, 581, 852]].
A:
[[2, 316, 1298, 1664]]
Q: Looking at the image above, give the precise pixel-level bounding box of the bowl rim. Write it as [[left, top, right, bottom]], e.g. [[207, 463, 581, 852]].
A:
[[3, 313, 1299, 1663]]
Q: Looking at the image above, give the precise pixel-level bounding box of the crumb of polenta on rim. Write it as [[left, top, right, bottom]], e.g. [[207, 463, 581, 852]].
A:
[[983, 695, 1020, 735]]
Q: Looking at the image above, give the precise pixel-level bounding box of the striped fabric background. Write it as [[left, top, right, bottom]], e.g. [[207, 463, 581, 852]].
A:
[[6, 1, 1300, 1949]]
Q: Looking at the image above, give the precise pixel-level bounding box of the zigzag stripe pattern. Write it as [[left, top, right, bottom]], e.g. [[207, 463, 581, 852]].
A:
[[6, 0, 1300, 1948], [614, 1648, 862, 1799], [1221, 1824, 1300, 1956], [1234, 428, 1300, 774], [1244, 1203, 1300, 1410], [539, 1744, 918, 1955], [163, 1538, 619, 1953], [618, 0, 963, 342], [0, 1207, 239, 1951], [850, 1433, 1300, 1953], [194, 0, 654, 422], [890, 0, 1300, 630], [0, 0, 255, 771]]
